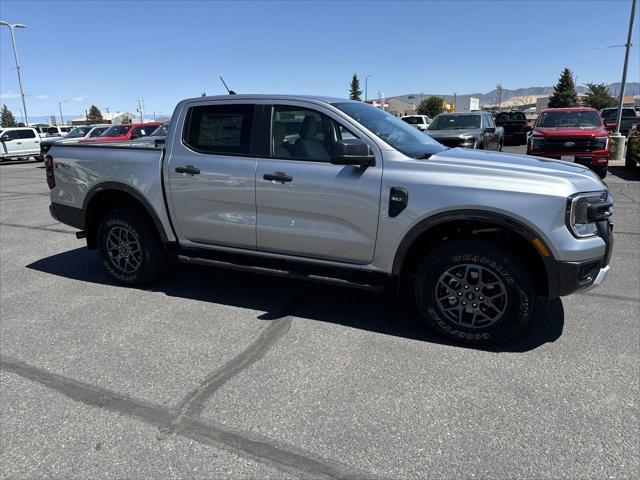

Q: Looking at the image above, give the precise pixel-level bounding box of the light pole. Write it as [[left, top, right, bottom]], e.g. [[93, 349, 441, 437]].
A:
[[610, 0, 636, 162], [365, 74, 371, 102], [0, 21, 29, 126], [58, 100, 68, 125]]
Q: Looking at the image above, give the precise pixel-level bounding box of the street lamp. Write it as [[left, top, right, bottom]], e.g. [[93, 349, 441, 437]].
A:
[[58, 100, 68, 125], [365, 74, 372, 102], [0, 21, 29, 126]]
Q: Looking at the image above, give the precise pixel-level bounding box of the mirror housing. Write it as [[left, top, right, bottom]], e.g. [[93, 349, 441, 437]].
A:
[[330, 138, 375, 167], [485, 126, 496, 133], [129, 133, 139, 140]]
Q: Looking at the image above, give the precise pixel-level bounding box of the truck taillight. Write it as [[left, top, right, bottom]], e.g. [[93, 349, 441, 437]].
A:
[[605, 122, 616, 130], [44, 154, 55, 189]]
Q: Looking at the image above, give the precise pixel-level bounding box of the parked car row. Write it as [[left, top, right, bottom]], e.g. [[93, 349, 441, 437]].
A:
[[0, 121, 168, 161]]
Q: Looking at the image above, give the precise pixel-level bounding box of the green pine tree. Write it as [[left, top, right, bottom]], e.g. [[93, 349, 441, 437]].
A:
[[86, 105, 104, 124], [349, 74, 362, 101], [417, 96, 446, 118], [584, 83, 617, 110], [548, 68, 578, 108], [1, 104, 17, 128]]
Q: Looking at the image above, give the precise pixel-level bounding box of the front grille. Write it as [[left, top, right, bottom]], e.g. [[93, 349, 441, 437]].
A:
[[543, 137, 593, 152], [437, 138, 464, 148]]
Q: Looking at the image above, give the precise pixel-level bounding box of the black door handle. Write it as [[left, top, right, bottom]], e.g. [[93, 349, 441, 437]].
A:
[[175, 165, 200, 175], [263, 172, 293, 183]]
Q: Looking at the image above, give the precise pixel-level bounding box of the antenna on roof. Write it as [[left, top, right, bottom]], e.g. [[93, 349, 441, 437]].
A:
[[220, 76, 236, 95]]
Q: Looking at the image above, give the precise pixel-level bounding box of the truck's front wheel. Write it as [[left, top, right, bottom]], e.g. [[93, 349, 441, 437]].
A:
[[413, 239, 534, 346], [97, 209, 164, 285]]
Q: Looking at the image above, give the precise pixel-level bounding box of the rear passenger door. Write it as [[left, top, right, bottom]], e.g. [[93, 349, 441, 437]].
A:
[[17, 129, 40, 155], [255, 102, 382, 264], [166, 101, 259, 249]]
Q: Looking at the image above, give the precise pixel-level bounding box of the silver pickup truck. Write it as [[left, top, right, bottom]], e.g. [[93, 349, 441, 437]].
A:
[[46, 94, 613, 345]]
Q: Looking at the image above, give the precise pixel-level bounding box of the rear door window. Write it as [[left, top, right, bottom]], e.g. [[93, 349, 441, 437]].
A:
[[17, 129, 36, 139], [183, 104, 254, 155], [1, 130, 20, 141]]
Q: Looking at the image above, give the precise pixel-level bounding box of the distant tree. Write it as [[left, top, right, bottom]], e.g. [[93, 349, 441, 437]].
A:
[[349, 74, 362, 101], [548, 68, 578, 108], [1, 105, 17, 128], [584, 83, 617, 110], [417, 96, 446, 117], [86, 105, 104, 124]]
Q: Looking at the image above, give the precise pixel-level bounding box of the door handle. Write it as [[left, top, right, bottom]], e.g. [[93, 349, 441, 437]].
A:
[[16, 142, 22, 145], [263, 172, 292, 183], [175, 165, 200, 175]]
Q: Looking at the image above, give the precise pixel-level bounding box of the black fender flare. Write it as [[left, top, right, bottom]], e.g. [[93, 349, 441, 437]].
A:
[[391, 209, 559, 295], [83, 182, 169, 243]]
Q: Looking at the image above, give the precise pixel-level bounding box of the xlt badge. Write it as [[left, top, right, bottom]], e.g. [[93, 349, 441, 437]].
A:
[[389, 187, 408, 217]]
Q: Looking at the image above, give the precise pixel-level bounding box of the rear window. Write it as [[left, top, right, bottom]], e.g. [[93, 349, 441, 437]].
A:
[[538, 111, 601, 127], [183, 104, 254, 155], [495, 112, 526, 121], [601, 108, 636, 118], [17, 129, 36, 139], [402, 117, 424, 125]]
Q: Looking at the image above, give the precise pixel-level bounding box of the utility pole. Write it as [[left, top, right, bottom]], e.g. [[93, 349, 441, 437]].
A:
[[365, 74, 371, 102], [58, 100, 66, 125], [611, 0, 636, 162], [0, 21, 29, 125], [496, 83, 503, 110], [136, 98, 145, 123]]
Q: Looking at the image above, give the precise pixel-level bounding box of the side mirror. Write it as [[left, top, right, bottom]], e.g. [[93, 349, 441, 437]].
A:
[[330, 138, 375, 167], [129, 133, 139, 139], [485, 126, 496, 133]]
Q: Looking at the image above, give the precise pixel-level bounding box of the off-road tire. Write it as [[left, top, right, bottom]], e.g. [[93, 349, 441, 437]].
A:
[[97, 209, 164, 285], [414, 239, 534, 346]]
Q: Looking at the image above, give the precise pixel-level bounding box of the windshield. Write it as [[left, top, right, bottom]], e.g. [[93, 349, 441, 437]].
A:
[[100, 125, 131, 137], [89, 127, 108, 137], [601, 108, 636, 118], [495, 112, 526, 121], [66, 126, 92, 138], [150, 123, 169, 136], [429, 115, 481, 130], [538, 111, 601, 127], [333, 102, 444, 158]]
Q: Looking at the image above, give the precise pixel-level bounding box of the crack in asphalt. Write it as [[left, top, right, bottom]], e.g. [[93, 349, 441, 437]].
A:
[[0, 222, 75, 234], [173, 286, 310, 424], [0, 355, 371, 480]]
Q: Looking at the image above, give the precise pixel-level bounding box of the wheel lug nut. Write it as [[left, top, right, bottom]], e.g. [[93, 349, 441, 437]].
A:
[[474, 287, 479, 291], [464, 285, 469, 289], [479, 296, 484, 300], [462, 301, 467, 305], [457, 292, 462, 296], [472, 303, 477, 308]]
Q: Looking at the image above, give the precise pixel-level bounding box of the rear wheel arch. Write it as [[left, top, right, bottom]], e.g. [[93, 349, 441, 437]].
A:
[[393, 210, 555, 297], [83, 183, 168, 250]]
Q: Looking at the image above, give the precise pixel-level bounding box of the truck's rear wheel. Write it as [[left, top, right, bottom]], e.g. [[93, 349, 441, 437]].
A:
[[97, 209, 163, 285], [413, 239, 534, 346]]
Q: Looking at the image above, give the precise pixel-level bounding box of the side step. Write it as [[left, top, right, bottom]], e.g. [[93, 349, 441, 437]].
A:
[[177, 253, 390, 292]]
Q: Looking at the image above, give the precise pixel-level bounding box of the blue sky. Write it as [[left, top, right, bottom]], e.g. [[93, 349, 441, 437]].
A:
[[1, 0, 639, 120]]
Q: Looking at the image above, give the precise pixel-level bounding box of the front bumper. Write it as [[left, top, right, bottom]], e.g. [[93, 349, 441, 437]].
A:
[[551, 219, 613, 296], [527, 149, 609, 167]]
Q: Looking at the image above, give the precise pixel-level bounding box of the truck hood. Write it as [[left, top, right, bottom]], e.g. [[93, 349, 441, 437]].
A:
[[532, 126, 607, 137], [427, 128, 481, 139], [427, 147, 606, 194]]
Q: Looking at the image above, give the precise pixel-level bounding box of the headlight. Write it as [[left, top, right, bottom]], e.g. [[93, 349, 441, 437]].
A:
[[529, 136, 544, 150], [593, 136, 608, 150], [566, 191, 612, 238], [459, 137, 475, 147]]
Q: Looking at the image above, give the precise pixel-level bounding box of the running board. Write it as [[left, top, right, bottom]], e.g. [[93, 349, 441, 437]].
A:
[[177, 254, 389, 292]]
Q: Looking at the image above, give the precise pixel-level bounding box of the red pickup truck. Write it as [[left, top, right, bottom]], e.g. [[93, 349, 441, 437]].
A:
[[527, 107, 609, 178], [80, 123, 160, 143]]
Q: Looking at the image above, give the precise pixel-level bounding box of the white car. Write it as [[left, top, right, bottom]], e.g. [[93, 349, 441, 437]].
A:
[[0, 127, 41, 160], [401, 115, 432, 131], [33, 125, 74, 138]]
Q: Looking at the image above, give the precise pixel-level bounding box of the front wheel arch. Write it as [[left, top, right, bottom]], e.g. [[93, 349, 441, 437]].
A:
[[392, 211, 555, 297]]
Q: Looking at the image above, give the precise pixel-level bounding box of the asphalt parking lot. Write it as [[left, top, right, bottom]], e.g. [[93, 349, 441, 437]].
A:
[[1, 149, 638, 479]]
